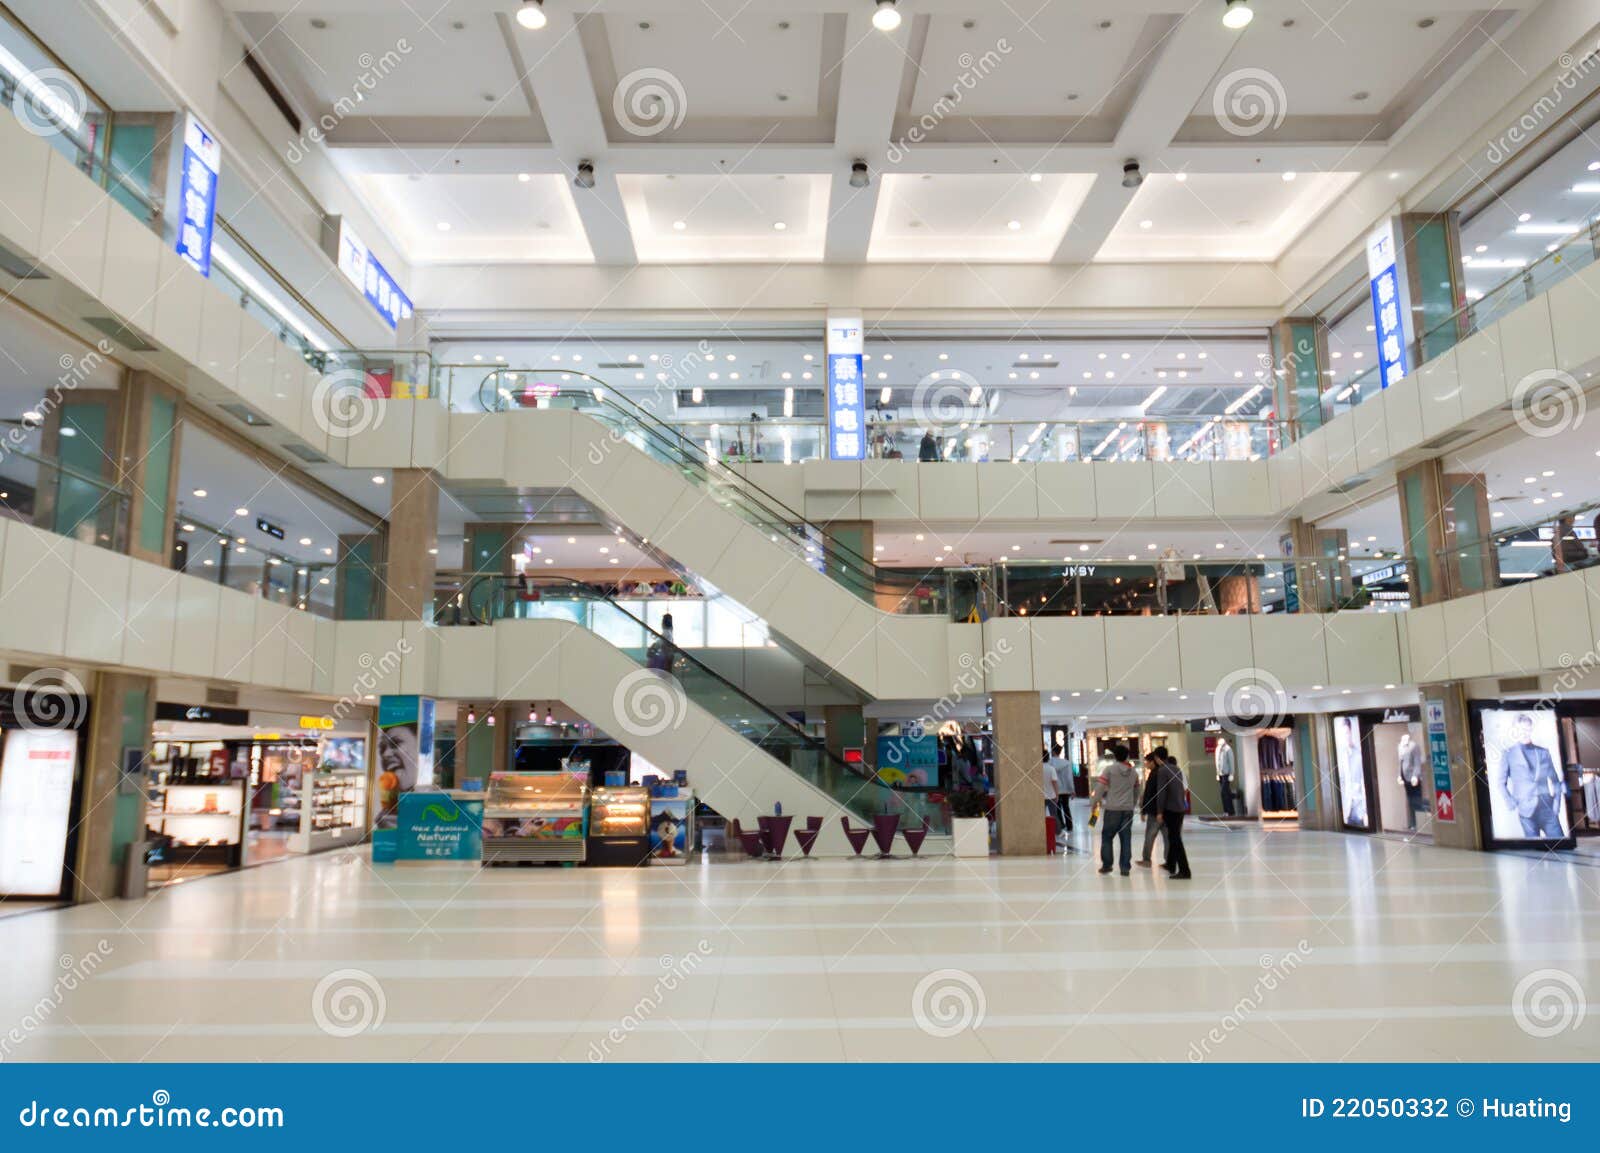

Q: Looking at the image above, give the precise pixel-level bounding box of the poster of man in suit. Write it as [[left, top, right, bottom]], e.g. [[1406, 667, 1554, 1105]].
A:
[[1484, 709, 1568, 841]]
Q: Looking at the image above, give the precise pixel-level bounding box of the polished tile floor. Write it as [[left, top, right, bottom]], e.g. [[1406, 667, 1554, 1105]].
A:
[[4, 819, 1599, 1062]]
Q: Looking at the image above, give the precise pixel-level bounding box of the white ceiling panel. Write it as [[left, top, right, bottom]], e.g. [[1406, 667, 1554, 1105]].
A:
[[868, 172, 1096, 262], [1097, 172, 1360, 262], [617, 174, 830, 262], [352, 173, 594, 264]]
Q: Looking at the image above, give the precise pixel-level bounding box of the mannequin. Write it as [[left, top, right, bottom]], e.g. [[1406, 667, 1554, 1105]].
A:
[[1397, 730, 1425, 832], [1215, 737, 1236, 816]]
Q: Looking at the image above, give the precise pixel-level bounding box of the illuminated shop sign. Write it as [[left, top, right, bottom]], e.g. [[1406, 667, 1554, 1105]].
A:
[[1365, 220, 1411, 389], [825, 315, 866, 461]]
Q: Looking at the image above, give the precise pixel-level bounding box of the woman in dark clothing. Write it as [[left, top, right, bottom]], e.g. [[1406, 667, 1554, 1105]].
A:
[[1151, 746, 1192, 879]]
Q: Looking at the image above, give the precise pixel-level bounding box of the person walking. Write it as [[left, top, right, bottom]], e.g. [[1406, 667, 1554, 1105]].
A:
[[1049, 748, 1076, 850], [918, 430, 939, 462], [1136, 750, 1167, 869], [1152, 746, 1192, 879], [1041, 749, 1062, 844], [1090, 745, 1141, 876]]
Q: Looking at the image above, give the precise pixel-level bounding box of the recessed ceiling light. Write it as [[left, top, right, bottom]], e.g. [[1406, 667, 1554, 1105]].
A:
[[436, 221, 451, 231], [372, 475, 385, 485], [1282, 171, 1297, 182], [1029, 173, 1043, 183], [192, 489, 207, 498], [1139, 219, 1153, 229], [672, 220, 686, 231], [773, 221, 787, 231], [234, 507, 249, 516], [517, 172, 531, 182], [872, 0, 902, 32], [1007, 219, 1022, 230], [1518, 212, 1532, 223]]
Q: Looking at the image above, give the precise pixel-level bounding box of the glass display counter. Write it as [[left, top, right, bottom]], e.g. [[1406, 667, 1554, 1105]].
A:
[[483, 771, 589, 864], [588, 785, 651, 866]]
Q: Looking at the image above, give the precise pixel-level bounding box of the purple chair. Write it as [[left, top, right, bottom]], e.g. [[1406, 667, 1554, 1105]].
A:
[[758, 814, 793, 858], [730, 820, 765, 859], [871, 813, 901, 857], [839, 817, 871, 856], [902, 819, 930, 856], [794, 823, 822, 857]]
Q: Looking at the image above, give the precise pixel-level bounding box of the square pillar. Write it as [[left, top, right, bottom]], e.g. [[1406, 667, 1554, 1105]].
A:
[[74, 672, 155, 901], [120, 372, 183, 567], [1419, 683, 1482, 852], [383, 467, 440, 620], [991, 690, 1047, 856]]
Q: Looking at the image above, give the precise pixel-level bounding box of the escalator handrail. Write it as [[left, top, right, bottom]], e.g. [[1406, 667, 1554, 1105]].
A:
[[475, 370, 926, 595], [436, 571, 894, 796]]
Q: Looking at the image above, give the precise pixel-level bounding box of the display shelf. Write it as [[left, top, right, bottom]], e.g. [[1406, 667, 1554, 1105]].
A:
[[588, 785, 650, 867], [483, 772, 589, 864]]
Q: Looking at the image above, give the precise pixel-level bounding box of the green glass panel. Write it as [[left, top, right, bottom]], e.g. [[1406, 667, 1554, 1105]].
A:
[[337, 537, 381, 620], [138, 394, 176, 555], [55, 403, 109, 542], [1449, 478, 1489, 593], [107, 122, 157, 221], [1402, 474, 1435, 599], [1411, 219, 1460, 362]]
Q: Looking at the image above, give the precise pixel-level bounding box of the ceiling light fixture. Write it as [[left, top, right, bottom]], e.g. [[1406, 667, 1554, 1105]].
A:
[[1121, 159, 1143, 188], [1222, 0, 1253, 29], [871, 0, 901, 32], [849, 159, 871, 188], [516, 0, 547, 31], [573, 160, 595, 189]]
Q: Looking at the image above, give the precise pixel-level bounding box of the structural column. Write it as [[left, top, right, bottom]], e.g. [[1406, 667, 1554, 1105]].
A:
[[1397, 461, 1496, 606], [119, 372, 183, 567], [990, 690, 1047, 856], [1268, 317, 1328, 438], [1418, 682, 1482, 852], [383, 467, 440, 620], [1395, 211, 1466, 362], [1396, 460, 1448, 607], [73, 672, 156, 901]]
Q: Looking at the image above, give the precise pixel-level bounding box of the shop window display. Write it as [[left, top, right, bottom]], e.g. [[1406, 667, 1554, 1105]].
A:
[[1475, 706, 1571, 847]]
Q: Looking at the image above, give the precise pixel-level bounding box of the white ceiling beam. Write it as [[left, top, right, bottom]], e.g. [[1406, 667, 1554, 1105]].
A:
[[824, 10, 910, 261], [218, 1, 1524, 15], [502, 11, 636, 264], [1053, 10, 1243, 262]]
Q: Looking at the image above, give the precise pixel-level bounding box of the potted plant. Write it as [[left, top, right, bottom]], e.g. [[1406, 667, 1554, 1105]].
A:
[[947, 788, 991, 858]]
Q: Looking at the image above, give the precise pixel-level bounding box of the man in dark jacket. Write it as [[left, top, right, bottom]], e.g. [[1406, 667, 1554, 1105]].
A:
[[918, 430, 939, 461], [1136, 751, 1167, 869], [1152, 746, 1192, 879]]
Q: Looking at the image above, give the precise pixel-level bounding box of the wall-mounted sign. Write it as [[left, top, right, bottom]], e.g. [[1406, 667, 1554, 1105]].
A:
[[156, 703, 250, 727], [298, 715, 336, 731], [333, 219, 413, 331], [1365, 219, 1411, 390], [1425, 698, 1454, 822], [1359, 563, 1405, 587], [173, 112, 221, 278], [825, 315, 865, 461], [1381, 708, 1419, 725], [397, 793, 482, 862], [255, 517, 285, 541]]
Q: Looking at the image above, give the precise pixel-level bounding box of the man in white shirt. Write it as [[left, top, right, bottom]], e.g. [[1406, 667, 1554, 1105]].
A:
[[1047, 750, 1075, 850]]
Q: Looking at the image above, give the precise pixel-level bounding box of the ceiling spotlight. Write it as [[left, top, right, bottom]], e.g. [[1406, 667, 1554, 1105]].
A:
[[516, 0, 547, 31], [573, 160, 596, 189], [1222, 0, 1253, 29], [1121, 160, 1143, 188], [872, 0, 902, 32], [849, 159, 871, 188]]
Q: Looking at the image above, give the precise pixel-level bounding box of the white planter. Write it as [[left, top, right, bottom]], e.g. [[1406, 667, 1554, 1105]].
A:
[[952, 817, 990, 858]]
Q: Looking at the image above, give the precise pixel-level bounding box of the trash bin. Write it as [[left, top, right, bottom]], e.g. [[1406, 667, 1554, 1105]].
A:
[[119, 840, 150, 900]]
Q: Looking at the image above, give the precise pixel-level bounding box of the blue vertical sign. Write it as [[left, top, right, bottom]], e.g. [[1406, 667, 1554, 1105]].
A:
[[175, 113, 220, 278], [335, 221, 414, 331], [1366, 220, 1411, 390], [825, 315, 865, 461], [1424, 698, 1455, 823]]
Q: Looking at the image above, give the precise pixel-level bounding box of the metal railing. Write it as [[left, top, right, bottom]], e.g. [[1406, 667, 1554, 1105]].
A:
[[172, 514, 349, 618], [435, 572, 947, 832], [1434, 497, 1600, 594]]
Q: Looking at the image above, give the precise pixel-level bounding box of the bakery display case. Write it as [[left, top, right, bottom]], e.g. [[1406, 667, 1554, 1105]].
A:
[[483, 771, 589, 864], [587, 785, 651, 867]]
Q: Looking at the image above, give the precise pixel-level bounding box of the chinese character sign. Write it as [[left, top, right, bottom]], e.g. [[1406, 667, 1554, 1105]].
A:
[[335, 221, 414, 331], [1425, 698, 1454, 823], [175, 113, 220, 277], [1365, 221, 1411, 390], [825, 315, 866, 460]]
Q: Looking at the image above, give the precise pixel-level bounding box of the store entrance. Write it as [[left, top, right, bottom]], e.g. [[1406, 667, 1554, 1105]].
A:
[[1330, 708, 1427, 837], [147, 706, 368, 886]]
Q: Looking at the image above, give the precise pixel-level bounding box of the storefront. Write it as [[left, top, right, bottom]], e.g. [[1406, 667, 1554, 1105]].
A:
[[1181, 719, 1300, 823], [1328, 707, 1429, 836], [1468, 698, 1593, 852], [146, 704, 368, 884], [0, 682, 90, 912]]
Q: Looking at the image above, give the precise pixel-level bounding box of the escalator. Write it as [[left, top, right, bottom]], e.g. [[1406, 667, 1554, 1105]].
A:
[[434, 573, 947, 838], [469, 371, 974, 697]]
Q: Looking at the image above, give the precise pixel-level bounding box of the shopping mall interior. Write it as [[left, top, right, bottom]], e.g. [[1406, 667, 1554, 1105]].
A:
[[0, 0, 1599, 1066]]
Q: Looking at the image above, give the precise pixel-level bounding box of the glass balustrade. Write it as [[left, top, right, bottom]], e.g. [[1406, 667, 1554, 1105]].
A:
[[435, 573, 947, 833], [0, 448, 130, 552]]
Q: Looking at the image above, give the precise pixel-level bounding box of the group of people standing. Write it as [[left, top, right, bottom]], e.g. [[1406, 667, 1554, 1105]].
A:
[[1088, 745, 1193, 879]]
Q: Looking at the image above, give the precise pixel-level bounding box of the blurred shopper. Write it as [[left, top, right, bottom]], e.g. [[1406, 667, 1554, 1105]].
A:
[[1049, 747, 1076, 850], [1152, 746, 1192, 879], [919, 430, 939, 462], [1136, 750, 1167, 869], [1091, 745, 1140, 876]]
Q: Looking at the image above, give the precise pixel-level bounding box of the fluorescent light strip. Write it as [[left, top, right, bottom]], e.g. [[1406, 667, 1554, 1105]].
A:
[[1225, 384, 1265, 414], [211, 247, 332, 354]]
